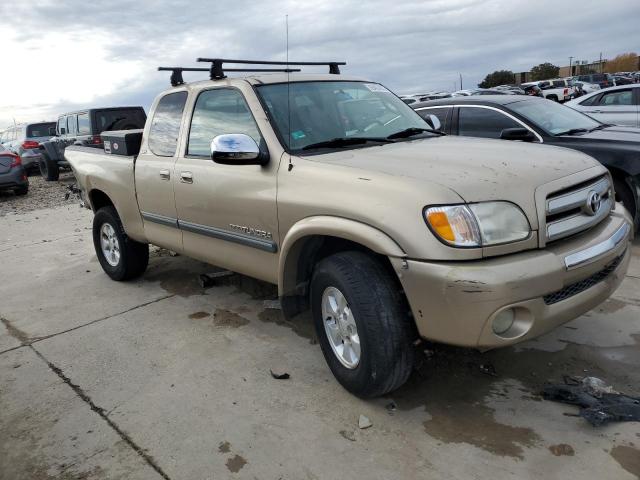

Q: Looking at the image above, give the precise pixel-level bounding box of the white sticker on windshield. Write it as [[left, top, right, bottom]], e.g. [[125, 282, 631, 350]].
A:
[[364, 83, 391, 93]]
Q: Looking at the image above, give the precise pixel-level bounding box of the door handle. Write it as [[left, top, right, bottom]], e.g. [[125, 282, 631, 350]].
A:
[[180, 171, 193, 184], [159, 169, 170, 180]]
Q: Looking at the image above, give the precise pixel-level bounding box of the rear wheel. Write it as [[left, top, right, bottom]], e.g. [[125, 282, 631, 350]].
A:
[[310, 251, 415, 398], [39, 153, 59, 181], [93, 206, 149, 281]]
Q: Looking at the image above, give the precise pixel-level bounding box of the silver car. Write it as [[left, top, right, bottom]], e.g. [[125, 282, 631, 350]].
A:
[[0, 122, 56, 172], [565, 84, 640, 127]]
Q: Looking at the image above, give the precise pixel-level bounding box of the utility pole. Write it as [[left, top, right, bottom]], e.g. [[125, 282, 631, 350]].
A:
[[459, 73, 463, 90], [599, 52, 603, 73], [569, 56, 573, 76]]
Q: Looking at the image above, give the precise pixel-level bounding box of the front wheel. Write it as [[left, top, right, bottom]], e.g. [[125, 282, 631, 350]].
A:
[[310, 251, 416, 398], [93, 206, 149, 281], [614, 176, 638, 228]]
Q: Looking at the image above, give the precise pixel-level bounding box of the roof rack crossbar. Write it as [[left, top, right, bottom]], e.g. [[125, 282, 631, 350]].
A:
[[196, 58, 346, 79], [158, 66, 302, 86]]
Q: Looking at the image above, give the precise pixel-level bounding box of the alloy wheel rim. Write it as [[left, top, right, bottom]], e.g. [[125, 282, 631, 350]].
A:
[[321, 286, 361, 369], [100, 223, 121, 267]]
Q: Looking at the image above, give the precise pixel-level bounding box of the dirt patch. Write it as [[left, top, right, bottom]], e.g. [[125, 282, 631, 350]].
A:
[[144, 268, 205, 297], [393, 335, 640, 460], [595, 297, 634, 314], [0, 317, 29, 344], [549, 444, 575, 456], [610, 445, 640, 478], [257, 309, 317, 343], [188, 311, 211, 320], [339, 430, 356, 442], [0, 172, 77, 217], [225, 454, 247, 473], [218, 441, 231, 453], [213, 309, 249, 328]]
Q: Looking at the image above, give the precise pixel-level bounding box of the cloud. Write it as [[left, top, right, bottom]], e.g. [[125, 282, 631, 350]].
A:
[[1, 0, 638, 128]]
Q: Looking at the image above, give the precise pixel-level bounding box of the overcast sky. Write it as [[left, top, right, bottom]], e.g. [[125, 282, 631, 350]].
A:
[[1, 0, 638, 129]]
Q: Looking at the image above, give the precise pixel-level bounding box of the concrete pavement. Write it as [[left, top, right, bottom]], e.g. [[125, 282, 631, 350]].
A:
[[1, 204, 639, 479]]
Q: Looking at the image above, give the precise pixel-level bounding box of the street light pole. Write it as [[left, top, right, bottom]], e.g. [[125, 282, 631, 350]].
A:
[[459, 73, 463, 90], [569, 56, 573, 76]]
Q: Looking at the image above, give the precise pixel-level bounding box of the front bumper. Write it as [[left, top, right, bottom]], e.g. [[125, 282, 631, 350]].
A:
[[392, 210, 632, 350]]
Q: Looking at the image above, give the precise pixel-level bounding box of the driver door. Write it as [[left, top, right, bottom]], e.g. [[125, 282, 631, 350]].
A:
[[173, 86, 280, 283]]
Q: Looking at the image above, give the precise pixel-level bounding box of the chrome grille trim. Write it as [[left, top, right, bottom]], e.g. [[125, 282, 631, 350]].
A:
[[545, 176, 612, 242], [546, 177, 610, 216]]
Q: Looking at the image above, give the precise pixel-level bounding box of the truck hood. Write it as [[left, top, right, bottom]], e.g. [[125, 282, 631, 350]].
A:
[[306, 135, 602, 228]]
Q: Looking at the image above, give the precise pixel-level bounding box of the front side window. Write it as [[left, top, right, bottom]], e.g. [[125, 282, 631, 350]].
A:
[[457, 107, 521, 138], [256, 81, 429, 152], [597, 90, 633, 106], [148, 91, 188, 157], [187, 88, 262, 156], [509, 99, 600, 135]]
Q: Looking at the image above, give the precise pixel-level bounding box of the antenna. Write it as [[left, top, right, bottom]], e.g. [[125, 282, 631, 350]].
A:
[[286, 14, 293, 171]]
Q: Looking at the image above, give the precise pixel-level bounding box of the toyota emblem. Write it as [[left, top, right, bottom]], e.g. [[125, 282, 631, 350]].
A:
[[585, 191, 601, 216]]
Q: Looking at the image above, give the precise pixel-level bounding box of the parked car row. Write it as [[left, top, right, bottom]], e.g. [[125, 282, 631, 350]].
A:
[[412, 93, 640, 228], [0, 107, 147, 186]]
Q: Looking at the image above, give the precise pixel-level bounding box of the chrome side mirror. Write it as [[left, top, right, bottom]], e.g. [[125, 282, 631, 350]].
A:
[[210, 134, 268, 166], [425, 114, 442, 131]]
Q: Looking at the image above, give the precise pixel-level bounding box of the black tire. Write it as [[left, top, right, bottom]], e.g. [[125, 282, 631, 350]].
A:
[[547, 95, 559, 102], [39, 153, 59, 181], [92, 206, 149, 281], [310, 251, 415, 398], [614, 176, 638, 227], [14, 185, 28, 196]]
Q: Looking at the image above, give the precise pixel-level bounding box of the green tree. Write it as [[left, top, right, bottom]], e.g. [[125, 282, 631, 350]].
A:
[[530, 62, 560, 81], [477, 70, 515, 88]]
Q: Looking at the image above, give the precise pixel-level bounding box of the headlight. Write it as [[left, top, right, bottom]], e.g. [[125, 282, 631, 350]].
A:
[[425, 202, 530, 247]]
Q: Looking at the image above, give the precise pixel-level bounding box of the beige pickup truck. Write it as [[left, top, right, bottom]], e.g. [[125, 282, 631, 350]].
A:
[[66, 59, 633, 397]]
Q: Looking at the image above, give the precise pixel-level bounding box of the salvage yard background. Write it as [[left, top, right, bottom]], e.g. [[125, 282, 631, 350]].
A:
[[1, 180, 639, 479]]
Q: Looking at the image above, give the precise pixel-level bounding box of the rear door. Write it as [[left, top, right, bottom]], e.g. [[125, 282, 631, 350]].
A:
[[583, 88, 636, 126], [135, 90, 188, 252]]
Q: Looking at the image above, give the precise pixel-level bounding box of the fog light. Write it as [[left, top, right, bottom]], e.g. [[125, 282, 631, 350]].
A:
[[492, 308, 515, 335]]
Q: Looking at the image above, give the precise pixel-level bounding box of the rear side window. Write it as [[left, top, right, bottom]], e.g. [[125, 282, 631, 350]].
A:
[[597, 90, 633, 106], [77, 113, 91, 135], [27, 123, 56, 138], [187, 88, 262, 156], [148, 92, 188, 157], [458, 107, 521, 139], [416, 107, 451, 132], [94, 109, 147, 133], [66, 115, 77, 135]]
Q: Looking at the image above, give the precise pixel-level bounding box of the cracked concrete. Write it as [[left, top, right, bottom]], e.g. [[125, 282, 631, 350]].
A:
[[1, 205, 639, 479]]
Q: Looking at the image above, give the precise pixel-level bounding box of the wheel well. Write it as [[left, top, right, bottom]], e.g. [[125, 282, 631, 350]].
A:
[[89, 189, 114, 212], [280, 235, 402, 318]]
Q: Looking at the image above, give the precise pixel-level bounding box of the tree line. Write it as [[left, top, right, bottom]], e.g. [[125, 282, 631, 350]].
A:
[[477, 52, 638, 88]]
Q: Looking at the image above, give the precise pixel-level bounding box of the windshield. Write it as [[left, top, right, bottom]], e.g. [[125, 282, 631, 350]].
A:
[[256, 81, 429, 152], [509, 99, 600, 135], [27, 122, 56, 138]]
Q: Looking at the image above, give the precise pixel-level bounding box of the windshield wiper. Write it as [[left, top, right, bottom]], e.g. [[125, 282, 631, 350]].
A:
[[386, 127, 446, 139], [590, 123, 613, 131], [301, 137, 394, 151], [554, 128, 589, 136]]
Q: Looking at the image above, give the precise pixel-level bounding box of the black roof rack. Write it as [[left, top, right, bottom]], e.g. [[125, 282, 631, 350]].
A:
[[196, 58, 346, 79], [158, 65, 304, 86]]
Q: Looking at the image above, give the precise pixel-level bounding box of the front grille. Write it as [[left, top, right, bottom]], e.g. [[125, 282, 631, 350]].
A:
[[543, 253, 623, 305], [545, 176, 612, 243]]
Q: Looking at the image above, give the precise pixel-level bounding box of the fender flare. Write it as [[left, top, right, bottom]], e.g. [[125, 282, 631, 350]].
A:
[[278, 215, 406, 295]]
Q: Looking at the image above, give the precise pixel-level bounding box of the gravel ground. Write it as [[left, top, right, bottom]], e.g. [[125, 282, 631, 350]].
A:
[[0, 172, 78, 217]]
